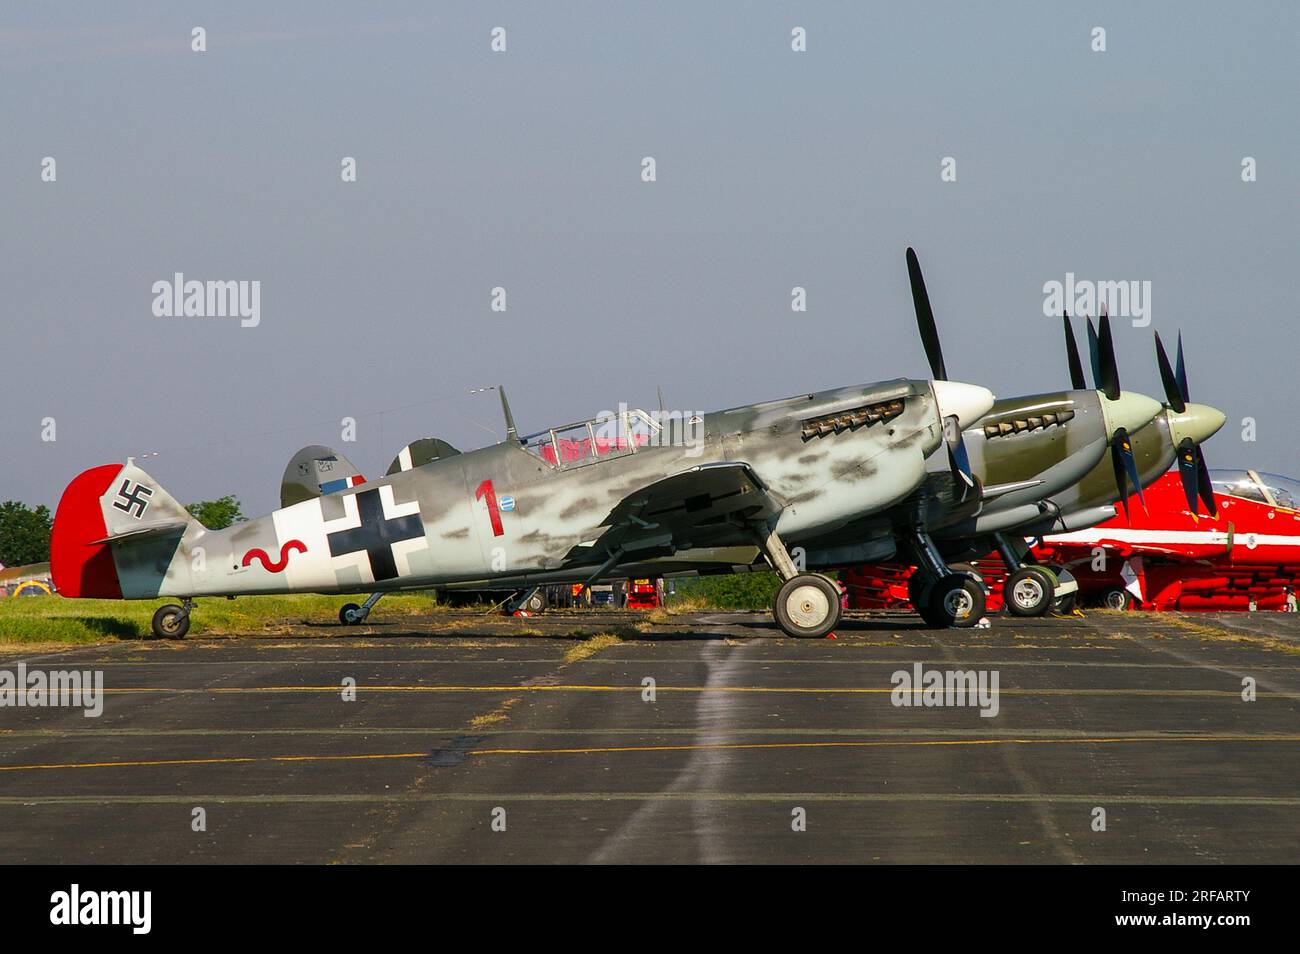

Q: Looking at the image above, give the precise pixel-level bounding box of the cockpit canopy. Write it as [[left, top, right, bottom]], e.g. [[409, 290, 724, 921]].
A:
[[1210, 469, 1300, 511], [522, 408, 663, 467]]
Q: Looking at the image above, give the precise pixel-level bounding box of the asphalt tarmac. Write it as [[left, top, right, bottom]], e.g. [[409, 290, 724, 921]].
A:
[[1, 608, 1297, 863]]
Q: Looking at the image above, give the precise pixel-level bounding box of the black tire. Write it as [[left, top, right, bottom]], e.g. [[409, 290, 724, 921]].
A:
[[151, 604, 190, 639], [1101, 587, 1133, 611], [906, 572, 929, 611], [1004, 566, 1055, 617], [523, 590, 547, 613], [918, 574, 985, 628], [1049, 568, 1079, 614], [773, 574, 841, 638], [339, 602, 363, 625]]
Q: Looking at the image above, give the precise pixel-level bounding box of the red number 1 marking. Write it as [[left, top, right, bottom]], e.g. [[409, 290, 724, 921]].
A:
[[476, 479, 504, 537]]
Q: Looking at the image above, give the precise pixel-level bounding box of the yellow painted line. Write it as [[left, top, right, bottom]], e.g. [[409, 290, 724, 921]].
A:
[[93, 684, 1282, 698], [468, 735, 1300, 756], [0, 752, 428, 772], [2, 735, 1298, 773]]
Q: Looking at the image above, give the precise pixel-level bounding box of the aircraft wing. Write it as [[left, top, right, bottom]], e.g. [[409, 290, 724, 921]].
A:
[[567, 462, 780, 566]]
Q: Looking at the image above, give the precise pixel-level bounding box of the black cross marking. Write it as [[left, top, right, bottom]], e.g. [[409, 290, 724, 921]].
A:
[[112, 479, 154, 519], [326, 487, 424, 581]]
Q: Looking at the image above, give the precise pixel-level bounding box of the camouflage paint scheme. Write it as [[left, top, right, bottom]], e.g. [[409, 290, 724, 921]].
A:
[[637, 387, 1159, 573], [1010, 402, 1226, 539], [70, 378, 986, 599]]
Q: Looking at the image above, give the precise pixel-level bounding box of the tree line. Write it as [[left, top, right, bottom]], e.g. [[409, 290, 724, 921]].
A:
[[0, 496, 244, 568]]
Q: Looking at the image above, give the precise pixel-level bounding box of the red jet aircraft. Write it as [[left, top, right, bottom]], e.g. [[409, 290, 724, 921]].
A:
[[1032, 468, 1300, 611]]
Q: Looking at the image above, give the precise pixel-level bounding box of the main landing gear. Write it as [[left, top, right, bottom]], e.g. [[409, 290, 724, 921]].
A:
[[901, 531, 986, 628], [503, 587, 547, 616], [756, 527, 841, 638], [151, 599, 194, 639], [339, 592, 385, 625], [993, 534, 1077, 617]]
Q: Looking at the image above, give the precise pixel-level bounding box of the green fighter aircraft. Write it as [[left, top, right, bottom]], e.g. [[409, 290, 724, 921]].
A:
[[612, 251, 1177, 627], [998, 327, 1227, 589]]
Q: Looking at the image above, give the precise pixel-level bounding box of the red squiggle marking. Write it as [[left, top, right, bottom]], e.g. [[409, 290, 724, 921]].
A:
[[242, 539, 307, 573]]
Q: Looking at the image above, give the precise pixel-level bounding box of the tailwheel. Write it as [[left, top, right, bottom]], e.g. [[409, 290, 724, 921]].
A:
[[1101, 587, 1133, 611], [918, 573, 985, 628], [151, 603, 191, 639], [1004, 566, 1055, 617], [773, 574, 841, 638]]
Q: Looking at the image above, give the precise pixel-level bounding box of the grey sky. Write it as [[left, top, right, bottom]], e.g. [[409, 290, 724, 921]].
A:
[[3, 1, 1297, 515]]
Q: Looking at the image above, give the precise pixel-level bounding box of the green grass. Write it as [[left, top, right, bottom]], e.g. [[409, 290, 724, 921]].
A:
[[0, 593, 442, 645]]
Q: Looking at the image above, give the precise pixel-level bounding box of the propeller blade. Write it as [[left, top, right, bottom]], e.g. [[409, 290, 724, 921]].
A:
[[1063, 312, 1087, 389], [1096, 310, 1121, 400], [1175, 436, 1200, 515], [1175, 332, 1190, 406], [1195, 445, 1216, 518], [946, 420, 975, 501], [1085, 315, 1102, 393], [1111, 427, 1146, 522], [1154, 332, 1186, 412], [906, 247, 946, 380]]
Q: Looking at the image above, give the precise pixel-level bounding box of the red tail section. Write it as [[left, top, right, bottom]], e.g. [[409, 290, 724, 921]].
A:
[[51, 464, 124, 599]]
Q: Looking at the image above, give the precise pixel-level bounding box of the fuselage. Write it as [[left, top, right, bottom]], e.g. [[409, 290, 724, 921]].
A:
[[133, 378, 955, 599]]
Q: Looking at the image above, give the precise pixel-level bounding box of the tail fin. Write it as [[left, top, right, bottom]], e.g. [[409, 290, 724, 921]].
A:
[[385, 437, 461, 476], [280, 445, 365, 508], [52, 461, 197, 598]]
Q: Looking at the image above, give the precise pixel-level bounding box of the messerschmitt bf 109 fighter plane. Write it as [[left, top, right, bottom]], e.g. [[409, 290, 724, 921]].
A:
[[50, 333, 996, 639]]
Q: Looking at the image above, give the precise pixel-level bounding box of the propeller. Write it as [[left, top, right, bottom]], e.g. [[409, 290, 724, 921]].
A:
[[1078, 305, 1144, 518], [1079, 307, 1122, 400], [1085, 315, 1102, 391], [1110, 426, 1146, 522], [906, 247, 974, 498], [1156, 331, 1217, 519], [907, 247, 946, 381], [1062, 312, 1088, 390], [1095, 306, 1121, 400]]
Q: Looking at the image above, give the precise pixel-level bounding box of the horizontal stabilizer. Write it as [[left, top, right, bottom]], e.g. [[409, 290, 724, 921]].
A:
[[92, 520, 191, 545]]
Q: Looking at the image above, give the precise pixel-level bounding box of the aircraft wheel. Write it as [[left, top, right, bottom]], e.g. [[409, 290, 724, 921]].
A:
[[1053, 592, 1078, 614], [1005, 566, 1055, 617], [1101, 588, 1133, 611], [906, 571, 930, 611], [523, 590, 547, 613], [918, 574, 985, 628], [774, 574, 841, 638], [339, 603, 364, 625], [949, 562, 984, 584], [151, 604, 190, 640]]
